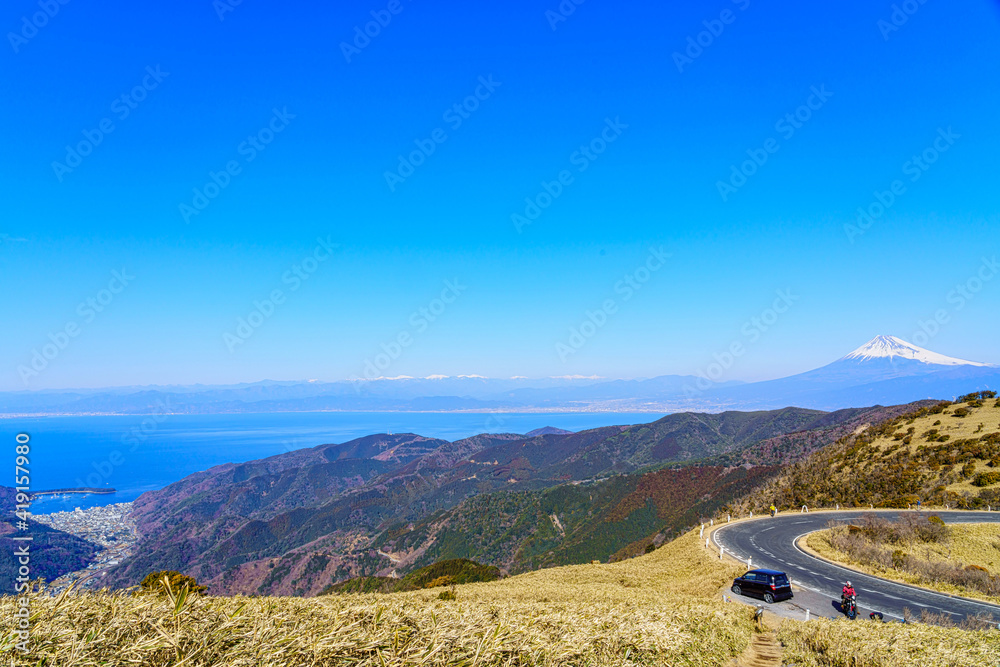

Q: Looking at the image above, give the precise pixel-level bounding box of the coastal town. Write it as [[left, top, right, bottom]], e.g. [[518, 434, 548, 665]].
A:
[[30, 503, 138, 595]]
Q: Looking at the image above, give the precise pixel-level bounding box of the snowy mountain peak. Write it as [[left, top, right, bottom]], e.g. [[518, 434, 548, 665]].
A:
[[841, 335, 989, 367]]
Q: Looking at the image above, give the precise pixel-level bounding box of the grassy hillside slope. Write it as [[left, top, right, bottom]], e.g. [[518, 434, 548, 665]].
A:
[[744, 393, 1000, 511], [5, 529, 998, 666]]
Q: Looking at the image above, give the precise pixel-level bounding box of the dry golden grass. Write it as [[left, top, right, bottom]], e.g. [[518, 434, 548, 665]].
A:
[[3, 529, 999, 666], [875, 400, 1000, 456], [1, 530, 754, 666], [779, 617, 1000, 666], [807, 524, 1000, 603]]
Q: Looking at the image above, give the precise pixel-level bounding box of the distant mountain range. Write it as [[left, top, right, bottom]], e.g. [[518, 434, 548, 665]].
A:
[[2, 336, 995, 415], [102, 400, 930, 595]]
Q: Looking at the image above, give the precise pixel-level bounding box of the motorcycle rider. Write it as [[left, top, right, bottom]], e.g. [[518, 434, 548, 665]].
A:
[[842, 581, 857, 610], [769, 504, 777, 517]]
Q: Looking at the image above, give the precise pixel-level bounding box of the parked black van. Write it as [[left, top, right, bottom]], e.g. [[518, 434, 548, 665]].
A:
[[731, 569, 793, 603]]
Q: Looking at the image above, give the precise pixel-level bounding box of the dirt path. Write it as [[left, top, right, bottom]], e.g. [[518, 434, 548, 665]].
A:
[[735, 632, 783, 667]]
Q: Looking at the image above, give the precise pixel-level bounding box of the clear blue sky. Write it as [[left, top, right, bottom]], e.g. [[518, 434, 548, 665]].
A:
[[2, 0, 998, 390]]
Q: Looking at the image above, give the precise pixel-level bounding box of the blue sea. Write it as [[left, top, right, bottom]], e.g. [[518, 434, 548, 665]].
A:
[[2, 412, 664, 513]]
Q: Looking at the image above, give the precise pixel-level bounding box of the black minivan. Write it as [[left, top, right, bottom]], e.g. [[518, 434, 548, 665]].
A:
[[731, 569, 793, 603]]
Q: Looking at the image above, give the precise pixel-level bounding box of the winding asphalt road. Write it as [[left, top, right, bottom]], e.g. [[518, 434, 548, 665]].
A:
[[713, 511, 1000, 622]]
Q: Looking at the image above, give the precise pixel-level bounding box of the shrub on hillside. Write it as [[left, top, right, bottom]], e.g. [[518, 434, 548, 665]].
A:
[[958, 391, 996, 402], [321, 559, 501, 596], [973, 471, 1000, 487], [139, 571, 207, 595], [827, 518, 999, 598]]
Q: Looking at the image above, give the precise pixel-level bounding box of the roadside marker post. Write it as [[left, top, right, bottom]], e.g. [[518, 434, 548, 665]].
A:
[[727, 514, 731, 523], [719, 546, 724, 559], [710, 518, 713, 526], [805, 609, 810, 621], [706, 537, 710, 548], [700, 524, 704, 537], [746, 557, 751, 569]]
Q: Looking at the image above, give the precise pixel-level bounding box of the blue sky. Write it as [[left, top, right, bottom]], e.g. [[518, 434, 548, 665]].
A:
[[2, 0, 998, 390]]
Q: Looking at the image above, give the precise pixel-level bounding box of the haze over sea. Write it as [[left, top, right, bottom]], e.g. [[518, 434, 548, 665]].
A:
[[4, 412, 663, 513]]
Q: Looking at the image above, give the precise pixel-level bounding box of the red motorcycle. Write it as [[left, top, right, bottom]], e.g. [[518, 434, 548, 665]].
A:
[[842, 594, 858, 620]]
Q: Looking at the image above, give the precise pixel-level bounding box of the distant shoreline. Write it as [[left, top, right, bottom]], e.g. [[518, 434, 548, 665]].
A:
[[31, 488, 116, 498], [0, 407, 680, 419]]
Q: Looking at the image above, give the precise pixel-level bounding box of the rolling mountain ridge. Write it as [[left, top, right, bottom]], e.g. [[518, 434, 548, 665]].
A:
[[103, 401, 930, 596], [3, 336, 994, 414]]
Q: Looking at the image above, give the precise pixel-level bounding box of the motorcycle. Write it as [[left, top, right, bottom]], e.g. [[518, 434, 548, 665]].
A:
[[842, 594, 858, 620]]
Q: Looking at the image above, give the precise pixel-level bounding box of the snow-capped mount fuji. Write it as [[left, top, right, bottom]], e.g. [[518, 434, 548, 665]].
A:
[[841, 335, 990, 367], [708, 335, 997, 410]]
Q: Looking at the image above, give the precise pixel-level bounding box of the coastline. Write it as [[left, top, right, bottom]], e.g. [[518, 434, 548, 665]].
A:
[[31, 488, 117, 497]]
